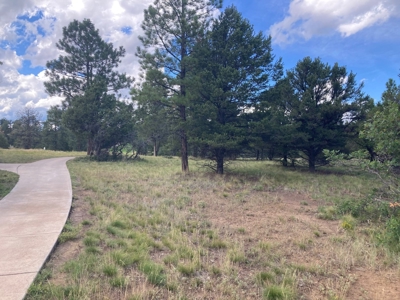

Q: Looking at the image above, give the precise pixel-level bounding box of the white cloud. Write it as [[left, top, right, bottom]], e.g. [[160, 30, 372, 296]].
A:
[[0, 59, 61, 119], [0, 0, 153, 119], [270, 0, 400, 45]]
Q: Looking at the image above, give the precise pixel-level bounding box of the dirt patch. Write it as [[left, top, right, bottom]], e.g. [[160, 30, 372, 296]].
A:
[[347, 269, 400, 300], [44, 188, 94, 286], [201, 189, 400, 300]]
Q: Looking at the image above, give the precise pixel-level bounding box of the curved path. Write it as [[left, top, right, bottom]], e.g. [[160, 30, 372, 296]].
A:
[[0, 157, 74, 300]]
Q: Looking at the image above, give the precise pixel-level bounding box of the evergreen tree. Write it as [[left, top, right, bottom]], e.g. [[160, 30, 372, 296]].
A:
[[11, 107, 42, 149], [44, 19, 132, 155], [63, 80, 135, 158], [137, 0, 222, 172], [189, 6, 282, 174], [0, 118, 12, 146], [131, 80, 171, 156], [252, 78, 301, 165], [42, 106, 80, 151], [286, 57, 365, 171], [362, 77, 400, 162]]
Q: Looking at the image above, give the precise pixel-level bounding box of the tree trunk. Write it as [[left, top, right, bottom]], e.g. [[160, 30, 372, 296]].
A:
[[256, 150, 260, 161], [179, 105, 189, 172], [366, 146, 376, 162], [308, 151, 316, 172], [87, 138, 93, 155], [216, 148, 225, 174], [282, 154, 288, 167], [181, 132, 189, 172], [267, 147, 274, 161]]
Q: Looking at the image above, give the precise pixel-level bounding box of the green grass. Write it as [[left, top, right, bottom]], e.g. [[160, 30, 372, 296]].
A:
[[0, 148, 85, 163], [0, 170, 19, 199]]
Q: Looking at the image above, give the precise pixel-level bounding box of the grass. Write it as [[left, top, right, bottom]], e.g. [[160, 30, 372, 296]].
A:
[[15, 154, 399, 299], [0, 170, 19, 200], [0, 148, 85, 163]]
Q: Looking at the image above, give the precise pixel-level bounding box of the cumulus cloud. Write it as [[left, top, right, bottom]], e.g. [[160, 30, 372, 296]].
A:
[[0, 53, 60, 120], [270, 0, 400, 45], [0, 0, 153, 119]]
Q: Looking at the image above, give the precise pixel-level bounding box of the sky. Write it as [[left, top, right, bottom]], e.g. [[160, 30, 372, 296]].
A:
[[0, 0, 399, 120]]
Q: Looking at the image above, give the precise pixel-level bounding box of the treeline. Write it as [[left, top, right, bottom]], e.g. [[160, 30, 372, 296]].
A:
[[0, 107, 86, 152], [2, 1, 400, 174]]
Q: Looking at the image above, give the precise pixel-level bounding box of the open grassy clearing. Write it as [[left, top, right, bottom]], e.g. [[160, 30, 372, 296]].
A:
[[22, 156, 400, 299], [0, 149, 85, 163]]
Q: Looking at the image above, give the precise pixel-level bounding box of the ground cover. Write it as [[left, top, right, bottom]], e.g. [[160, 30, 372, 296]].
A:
[[21, 156, 400, 299], [0, 170, 19, 199], [0, 149, 85, 163]]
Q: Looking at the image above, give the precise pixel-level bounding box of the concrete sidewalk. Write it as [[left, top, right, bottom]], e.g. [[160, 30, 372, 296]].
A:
[[0, 157, 74, 300]]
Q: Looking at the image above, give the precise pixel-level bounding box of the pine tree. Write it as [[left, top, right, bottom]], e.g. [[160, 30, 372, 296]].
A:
[[286, 57, 364, 171], [137, 0, 222, 172], [45, 19, 132, 155], [189, 6, 282, 174]]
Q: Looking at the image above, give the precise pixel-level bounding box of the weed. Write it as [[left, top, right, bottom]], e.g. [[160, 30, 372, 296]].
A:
[[81, 220, 92, 226], [103, 265, 118, 277], [211, 266, 222, 276], [228, 248, 246, 263], [318, 206, 337, 220], [238, 227, 246, 234], [85, 246, 101, 254], [139, 261, 166, 286], [83, 235, 100, 247], [109, 276, 127, 287], [58, 222, 80, 243], [341, 215, 356, 231], [111, 220, 129, 229], [177, 263, 196, 276], [208, 239, 227, 249], [263, 284, 295, 300], [256, 272, 275, 285], [0, 170, 19, 200]]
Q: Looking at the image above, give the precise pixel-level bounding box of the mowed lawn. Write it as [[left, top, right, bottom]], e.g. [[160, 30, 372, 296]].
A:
[[1, 150, 399, 299]]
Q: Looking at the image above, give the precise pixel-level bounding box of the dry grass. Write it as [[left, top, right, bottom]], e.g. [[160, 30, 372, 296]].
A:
[[20, 156, 400, 299]]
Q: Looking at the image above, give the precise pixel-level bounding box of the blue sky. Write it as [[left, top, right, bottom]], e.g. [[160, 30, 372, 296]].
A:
[[1, 0, 399, 120]]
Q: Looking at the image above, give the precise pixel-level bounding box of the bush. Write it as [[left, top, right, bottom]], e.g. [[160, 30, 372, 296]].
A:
[[382, 217, 400, 252], [0, 133, 9, 149]]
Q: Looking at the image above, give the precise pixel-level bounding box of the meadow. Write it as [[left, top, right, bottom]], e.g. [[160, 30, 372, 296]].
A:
[[1, 150, 399, 299]]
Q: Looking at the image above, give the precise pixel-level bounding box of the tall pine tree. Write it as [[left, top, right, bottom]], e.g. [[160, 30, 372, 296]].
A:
[[137, 0, 222, 172], [189, 6, 282, 174], [286, 57, 365, 171], [45, 19, 132, 155]]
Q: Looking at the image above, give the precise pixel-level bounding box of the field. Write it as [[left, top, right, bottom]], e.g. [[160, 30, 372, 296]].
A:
[[1, 150, 399, 299], [0, 149, 85, 163]]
